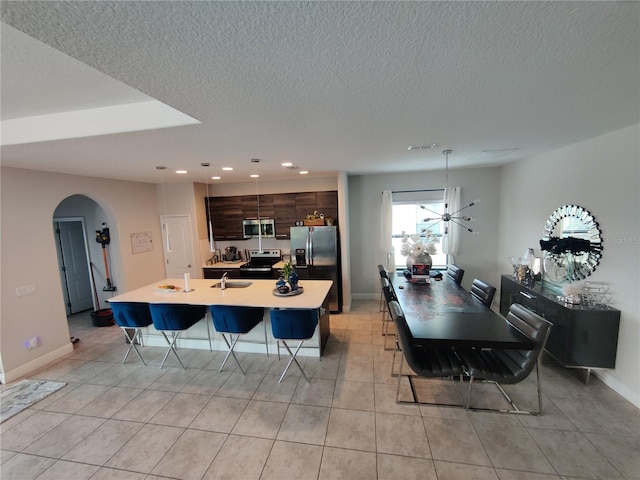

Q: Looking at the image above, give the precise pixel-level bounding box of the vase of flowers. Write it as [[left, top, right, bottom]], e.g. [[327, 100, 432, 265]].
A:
[[281, 261, 299, 291], [401, 230, 438, 270]]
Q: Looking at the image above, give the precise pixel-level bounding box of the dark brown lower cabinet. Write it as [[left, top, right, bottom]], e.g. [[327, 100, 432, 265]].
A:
[[500, 275, 620, 370]]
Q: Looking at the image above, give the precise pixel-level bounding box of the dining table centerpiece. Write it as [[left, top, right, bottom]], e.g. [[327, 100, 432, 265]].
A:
[[401, 229, 438, 270]]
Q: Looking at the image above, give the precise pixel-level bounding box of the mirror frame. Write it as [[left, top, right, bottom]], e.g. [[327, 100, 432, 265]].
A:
[[541, 205, 603, 281]]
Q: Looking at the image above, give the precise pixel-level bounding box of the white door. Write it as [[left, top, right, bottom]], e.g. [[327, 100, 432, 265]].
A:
[[161, 214, 195, 279], [55, 220, 94, 314]]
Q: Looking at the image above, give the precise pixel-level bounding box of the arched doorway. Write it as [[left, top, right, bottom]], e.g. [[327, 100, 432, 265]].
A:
[[53, 194, 114, 321]]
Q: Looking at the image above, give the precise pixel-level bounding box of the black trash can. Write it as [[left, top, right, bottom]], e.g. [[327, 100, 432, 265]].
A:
[[90, 308, 114, 327]]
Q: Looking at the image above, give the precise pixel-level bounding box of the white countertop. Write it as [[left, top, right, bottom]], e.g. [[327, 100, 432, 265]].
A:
[[203, 260, 286, 269], [108, 278, 332, 309], [203, 261, 245, 269]]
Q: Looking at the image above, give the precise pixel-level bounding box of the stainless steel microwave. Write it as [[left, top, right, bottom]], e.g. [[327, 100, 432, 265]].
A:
[[242, 219, 275, 239]]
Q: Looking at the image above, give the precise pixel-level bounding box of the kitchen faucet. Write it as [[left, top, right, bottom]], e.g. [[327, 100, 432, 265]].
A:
[[220, 271, 228, 290]]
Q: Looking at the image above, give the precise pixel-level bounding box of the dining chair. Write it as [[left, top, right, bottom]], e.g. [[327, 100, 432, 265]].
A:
[[209, 305, 266, 375], [149, 303, 207, 369], [378, 264, 389, 312], [270, 308, 319, 383], [388, 300, 465, 407], [457, 303, 552, 415], [381, 278, 397, 351], [446, 264, 465, 285], [377, 264, 389, 279], [470, 278, 497, 308], [109, 302, 153, 365]]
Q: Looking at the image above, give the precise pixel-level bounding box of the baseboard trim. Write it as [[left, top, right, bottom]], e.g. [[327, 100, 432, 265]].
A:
[[1, 343, 74, 384], [594, 370, 640, 409]]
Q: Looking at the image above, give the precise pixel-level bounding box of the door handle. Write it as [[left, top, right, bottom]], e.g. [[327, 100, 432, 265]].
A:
[[187, 264, 192, 268]]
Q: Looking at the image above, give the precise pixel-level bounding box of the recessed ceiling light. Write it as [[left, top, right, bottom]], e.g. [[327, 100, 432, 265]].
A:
[[222, 167, 233, 171], [176, 170, 188, 174], [212, 176, 221, 180], [281, 162, 293, 167], [250, 174, 259, 178], [299, 170, 309, 175]]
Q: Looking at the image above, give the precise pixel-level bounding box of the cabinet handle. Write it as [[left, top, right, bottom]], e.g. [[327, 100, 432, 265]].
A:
[[276, 234, 288, 238], [520, 291, 536, 300]]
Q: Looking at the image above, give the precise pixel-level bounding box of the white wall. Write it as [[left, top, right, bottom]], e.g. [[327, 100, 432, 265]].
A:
[[498, 124, 640, 407], [348, 166, 502, 296], [1, 167, 166, 382]]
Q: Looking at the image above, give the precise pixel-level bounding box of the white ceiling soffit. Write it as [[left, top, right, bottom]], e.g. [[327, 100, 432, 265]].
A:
[[0, 24, 199, 146], [1, 101, 200, 145]]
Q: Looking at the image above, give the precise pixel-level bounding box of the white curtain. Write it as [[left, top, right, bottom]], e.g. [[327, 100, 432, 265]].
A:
[[442, 187, 461, 262], [381, 190, 395, 273]]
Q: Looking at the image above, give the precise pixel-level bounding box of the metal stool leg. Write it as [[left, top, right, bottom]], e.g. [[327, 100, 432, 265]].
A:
[[160, 331, 186, 370], [121, 328, 146, 365], [219, 334, 245, 375], [279, 340, 309, 383]]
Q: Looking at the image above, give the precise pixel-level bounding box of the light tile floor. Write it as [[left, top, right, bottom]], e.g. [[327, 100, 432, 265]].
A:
[[1, 299, 639, 480]]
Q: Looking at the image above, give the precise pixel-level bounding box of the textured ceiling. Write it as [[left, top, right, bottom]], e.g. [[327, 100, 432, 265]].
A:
[[1, 1, 638, 184]]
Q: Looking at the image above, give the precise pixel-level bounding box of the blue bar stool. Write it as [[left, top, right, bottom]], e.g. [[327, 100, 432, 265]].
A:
[[149, 303, 207, 369], [270, 308, 319, 383], [110, 302, 153, 365], [209, 305, 266, 375]]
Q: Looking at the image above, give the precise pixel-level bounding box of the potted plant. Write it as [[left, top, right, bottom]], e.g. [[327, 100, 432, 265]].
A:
[[281, 261, 299, 291]]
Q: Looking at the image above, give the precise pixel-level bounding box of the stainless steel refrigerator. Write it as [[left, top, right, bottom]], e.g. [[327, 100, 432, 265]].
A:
[[290, 226, 341, 313]]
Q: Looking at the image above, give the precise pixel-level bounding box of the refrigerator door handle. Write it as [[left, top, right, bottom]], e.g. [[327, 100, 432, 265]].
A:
[[307, 231, 313, 266]]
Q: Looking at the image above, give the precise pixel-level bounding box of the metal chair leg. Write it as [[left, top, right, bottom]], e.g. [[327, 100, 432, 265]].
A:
[[160, 331, 186, 370], [206, 316, 213, 352], [278, 340, 309, 383], [465, 363, 544, 415], [121, 328, 146, 365], [219, 334, 246, 375]]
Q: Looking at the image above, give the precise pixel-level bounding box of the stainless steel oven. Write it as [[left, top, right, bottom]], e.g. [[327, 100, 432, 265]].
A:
[[240, 249, 280, 279], [242, 219, 275, 239]]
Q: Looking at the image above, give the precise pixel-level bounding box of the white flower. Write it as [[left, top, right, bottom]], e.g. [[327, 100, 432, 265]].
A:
[[400, 229, 439, 257]]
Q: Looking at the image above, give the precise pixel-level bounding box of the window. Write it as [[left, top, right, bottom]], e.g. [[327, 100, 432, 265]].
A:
[[391, 190, 446, 269]]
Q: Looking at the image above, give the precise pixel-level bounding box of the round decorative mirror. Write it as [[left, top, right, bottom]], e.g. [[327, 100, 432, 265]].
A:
[[539, 205, 603, 282]]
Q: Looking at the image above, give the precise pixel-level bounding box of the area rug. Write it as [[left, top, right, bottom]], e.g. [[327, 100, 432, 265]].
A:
[[1, 379, 66, 423]]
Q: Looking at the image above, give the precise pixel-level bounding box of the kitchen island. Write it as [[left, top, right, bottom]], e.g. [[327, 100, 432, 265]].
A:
[[108, 278, 332, 357]]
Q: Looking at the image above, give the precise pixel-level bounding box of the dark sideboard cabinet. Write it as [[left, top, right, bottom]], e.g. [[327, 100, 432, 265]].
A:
[[500, 275, 620, 371]]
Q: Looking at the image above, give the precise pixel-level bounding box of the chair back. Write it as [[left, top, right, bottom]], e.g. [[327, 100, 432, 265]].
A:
[[110, 302, 152, 328], [209, 305, 264, 334], [381, 278, 396, 304], [502, 303, 552, 382], [378, 264, 389, 279], [446, 264, 465, 285], [149, 303, 206, 331], [388, 300, 413, 346], [388, 300, 463, 377], [270, 309, 318, 340], [470, 278, 496, 307]]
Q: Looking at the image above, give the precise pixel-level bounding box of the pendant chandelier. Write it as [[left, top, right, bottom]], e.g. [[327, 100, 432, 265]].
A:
[[420, 149, 477, 234]]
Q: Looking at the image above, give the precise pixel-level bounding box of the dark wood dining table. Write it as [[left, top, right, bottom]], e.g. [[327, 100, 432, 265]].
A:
[[393, 274, 534, 350]]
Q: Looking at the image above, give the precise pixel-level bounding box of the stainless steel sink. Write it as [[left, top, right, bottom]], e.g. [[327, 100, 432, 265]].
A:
[[211, 281, 253, 288]]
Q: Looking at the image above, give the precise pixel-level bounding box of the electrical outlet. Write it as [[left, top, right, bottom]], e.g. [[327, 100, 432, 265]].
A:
[[16, 284, 37, 297], [24, 336, 40, 349]]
